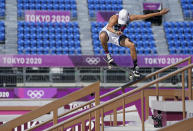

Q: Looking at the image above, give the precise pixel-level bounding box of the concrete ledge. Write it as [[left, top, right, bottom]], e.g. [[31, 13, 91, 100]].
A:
[[150, 100, 193, 112]]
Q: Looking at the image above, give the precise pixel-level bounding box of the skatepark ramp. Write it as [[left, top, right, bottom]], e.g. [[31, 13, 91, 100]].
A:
[[0, 57, 192, 131], [44, 57, 192, 131]]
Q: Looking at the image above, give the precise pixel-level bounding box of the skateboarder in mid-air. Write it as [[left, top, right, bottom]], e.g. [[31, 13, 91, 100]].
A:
[[99, 8, 169, 77]]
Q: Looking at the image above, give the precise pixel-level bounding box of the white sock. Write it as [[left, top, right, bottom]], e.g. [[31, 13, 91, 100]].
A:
[[106, 53, 111, 60]]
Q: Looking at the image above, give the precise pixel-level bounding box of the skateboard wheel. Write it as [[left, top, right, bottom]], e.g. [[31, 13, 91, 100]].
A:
[[129, 74, 133, 80], [108, 66, 112, 69]]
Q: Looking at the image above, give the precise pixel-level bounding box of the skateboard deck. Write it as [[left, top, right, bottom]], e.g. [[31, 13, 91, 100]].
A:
[[103, 57, 144, 81], [121, 74, 146, 89]]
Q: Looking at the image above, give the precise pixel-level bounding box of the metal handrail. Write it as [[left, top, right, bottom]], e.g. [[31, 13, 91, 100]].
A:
[[45, 63, 193, 131], [0, 81, 100, 131], [28, 56, 192, 130]]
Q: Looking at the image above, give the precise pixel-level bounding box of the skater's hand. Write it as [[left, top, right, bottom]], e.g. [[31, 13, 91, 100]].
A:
[[159, 8, 169, 15], [115, 31, 123, 35]]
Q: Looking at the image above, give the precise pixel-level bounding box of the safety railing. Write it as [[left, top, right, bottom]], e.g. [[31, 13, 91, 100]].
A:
[[0, 81, 100, 131], [24, 57, 192, 131], [0, 66, 186, 86], [45, 59, 193, 131], [27, 56, 192, 131]]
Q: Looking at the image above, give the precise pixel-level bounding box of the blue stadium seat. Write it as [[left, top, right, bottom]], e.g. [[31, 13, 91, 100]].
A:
[[18, 46, 24, 54], [31, 47, 37, 54], [75, 47, 81, 55], [17, 0, 77, 18], [68, 47, 75, 55], [31, 39, 37, 46], [17, 22, 81, 55], [164, 21, 193, 54], [88, 0, 122, 17], [180, 0, 193, 19], [0, 0, 5, 17], [0, 22, 5, 41], [62, 46, 68, 54]]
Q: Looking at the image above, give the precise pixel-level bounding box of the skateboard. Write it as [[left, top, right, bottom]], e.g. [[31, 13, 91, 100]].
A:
[[103, 57, 145, 81]]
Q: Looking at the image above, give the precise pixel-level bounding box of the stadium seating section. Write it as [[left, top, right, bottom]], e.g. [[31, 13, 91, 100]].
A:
[[181, 0, 193, 19], [12, 0, 193, 55], [17, 22, 81, 55], [0, 0, 5, 17], [17, 0, 77, 18], [0, 21, 5, 41], [164, 21, 193, 54], [91, 22, 157, 55], [87, 0, 123, 17]]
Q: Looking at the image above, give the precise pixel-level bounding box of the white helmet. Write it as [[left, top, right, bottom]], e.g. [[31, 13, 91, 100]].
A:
[[118, 9, 128, 25]]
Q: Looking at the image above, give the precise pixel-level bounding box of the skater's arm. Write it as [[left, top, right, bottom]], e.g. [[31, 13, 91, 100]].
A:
[[107, 15, 122, 35], [129, 8, 169, 21]]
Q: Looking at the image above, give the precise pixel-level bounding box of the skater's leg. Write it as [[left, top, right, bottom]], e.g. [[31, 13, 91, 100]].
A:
[[120, 37, 140, 77], [121, 38, 137, 65], [99, 31, 113, 63], [99, 31, 109, 54]]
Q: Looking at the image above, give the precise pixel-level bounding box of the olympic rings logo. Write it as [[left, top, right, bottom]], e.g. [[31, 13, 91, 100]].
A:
[[27, 90, 44, 99], [85, 57, 100, 65]]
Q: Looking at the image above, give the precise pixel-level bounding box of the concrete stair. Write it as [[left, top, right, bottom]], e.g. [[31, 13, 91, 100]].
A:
[[0, 99, 66, 121], [150, 100, 193, 114], [161, 0, 184, 21], [76, 0, 93, 55], [104, 122, 158, 131], [4, 0, 18, 54], [123, 0, 143, 15], [152, 26, 169, 55]]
